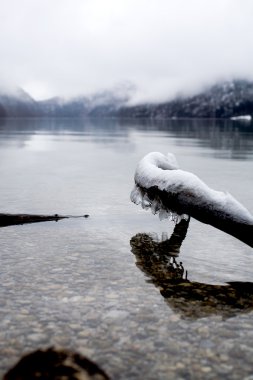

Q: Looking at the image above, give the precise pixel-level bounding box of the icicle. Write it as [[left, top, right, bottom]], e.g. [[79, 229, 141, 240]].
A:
[[130, 185, 143, 205], [141, 193, 151, 210], [159, 210, 169, 221], [151, 199, 160, 215]]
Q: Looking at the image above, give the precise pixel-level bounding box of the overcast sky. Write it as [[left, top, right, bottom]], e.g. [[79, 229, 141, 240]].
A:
[[1, 0, 253, 102]]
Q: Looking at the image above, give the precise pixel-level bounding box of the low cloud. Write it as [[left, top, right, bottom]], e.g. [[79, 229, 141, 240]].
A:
[[1, 0, 253, 102]]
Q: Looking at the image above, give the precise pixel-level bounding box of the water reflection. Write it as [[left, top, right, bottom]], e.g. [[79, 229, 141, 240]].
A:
[[0, 118, 253, 159], [130, 220, 253, 319]]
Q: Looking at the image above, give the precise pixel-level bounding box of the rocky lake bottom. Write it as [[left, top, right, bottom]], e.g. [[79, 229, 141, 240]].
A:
[[1, 118, 253, 379]]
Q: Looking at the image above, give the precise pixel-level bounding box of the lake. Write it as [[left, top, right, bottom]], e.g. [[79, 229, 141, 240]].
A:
[[1, 117, 253, 379]]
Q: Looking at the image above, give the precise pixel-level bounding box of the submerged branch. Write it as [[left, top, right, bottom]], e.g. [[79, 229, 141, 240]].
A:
[[0, 213, 89, 227]]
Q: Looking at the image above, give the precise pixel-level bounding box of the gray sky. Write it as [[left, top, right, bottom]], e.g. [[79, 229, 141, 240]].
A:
[[1, 0, 253, 102]]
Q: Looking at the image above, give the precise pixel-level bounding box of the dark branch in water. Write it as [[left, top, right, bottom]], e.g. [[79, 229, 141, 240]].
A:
[[0, 213, 89, 227], [130, 220, 253, 319]]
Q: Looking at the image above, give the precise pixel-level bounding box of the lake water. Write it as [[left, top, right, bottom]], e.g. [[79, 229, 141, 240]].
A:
[[1, 118, 253, 379]]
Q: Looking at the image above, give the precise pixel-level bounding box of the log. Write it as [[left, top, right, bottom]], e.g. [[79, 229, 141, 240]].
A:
[[131, 152, 253, 247], [0, 213, 89, 227]]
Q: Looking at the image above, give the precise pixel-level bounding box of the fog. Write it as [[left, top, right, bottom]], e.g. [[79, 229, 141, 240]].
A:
[[1, 0, 253, 102]]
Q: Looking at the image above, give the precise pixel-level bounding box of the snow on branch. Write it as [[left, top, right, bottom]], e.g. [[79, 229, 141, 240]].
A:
[[131, 152, 253, 247]]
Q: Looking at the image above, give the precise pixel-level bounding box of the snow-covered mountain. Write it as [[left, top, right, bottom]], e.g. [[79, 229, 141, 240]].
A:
[[1, 80, 253, 119]]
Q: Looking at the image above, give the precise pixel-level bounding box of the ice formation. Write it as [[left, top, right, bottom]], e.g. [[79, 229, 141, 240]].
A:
[[230, 115, 252, 121], [131, 152, 253, 246]]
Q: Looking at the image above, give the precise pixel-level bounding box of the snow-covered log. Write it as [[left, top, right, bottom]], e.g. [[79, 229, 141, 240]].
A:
[[131, 152, 253, 247]]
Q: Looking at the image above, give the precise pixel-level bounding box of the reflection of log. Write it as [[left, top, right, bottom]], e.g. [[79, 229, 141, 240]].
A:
[[161, 280, 253, 319], [4, 347, 110, 380], [131, 152, 253, 247], [0, 213, 89, 227], [131, 218, 190, 258], [130, 221, 253, 319]]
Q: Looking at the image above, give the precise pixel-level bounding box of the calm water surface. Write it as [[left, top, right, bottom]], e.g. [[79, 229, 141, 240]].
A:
[[1, 118, 253, 379]]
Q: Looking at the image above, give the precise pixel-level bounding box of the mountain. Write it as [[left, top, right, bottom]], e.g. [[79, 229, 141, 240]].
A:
[[38, 96, 89, 117], [86, 85, 134, 117], [38, 87, 132, 117], [0, 83, 133, 118], [118, 80, 253, 119], [1, 80, 253, 119], [0, 87, 40, 117]]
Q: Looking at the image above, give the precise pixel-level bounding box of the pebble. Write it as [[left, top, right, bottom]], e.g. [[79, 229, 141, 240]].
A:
[[69, 296, 83, 302], [83, 296, 96, 302], [28, 333, 48, 343], [104, 310, 129, 320], [168, 314, 180, 322], [106, 293, 119, 299], [69, 324, 81, 331], [201, 366, 212, 373], [197, 326, 210, 338]]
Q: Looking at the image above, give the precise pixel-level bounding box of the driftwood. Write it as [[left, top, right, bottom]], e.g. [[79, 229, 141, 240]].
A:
[[0, 213, 89, 227], [143, 185, 253, 248], [131, 152, 253, 248]]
